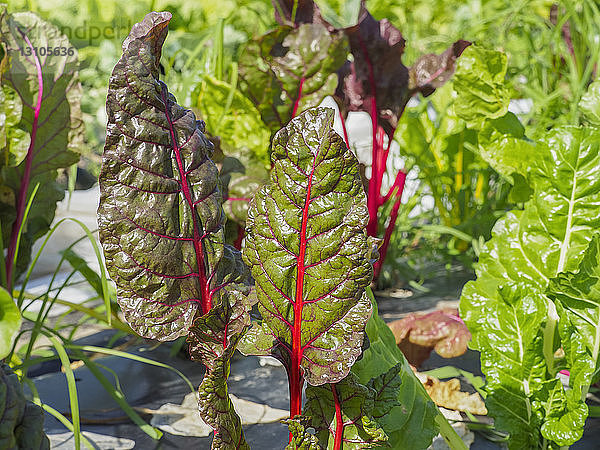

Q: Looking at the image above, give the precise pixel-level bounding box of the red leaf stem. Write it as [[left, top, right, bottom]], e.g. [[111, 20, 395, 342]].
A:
[[5, 30, 43, 291], [332, 384, 344, 450], [161, 85, 212, 315], [374, 171, 406, 279], [289, 152, 317, 428], [233, 224, 245, 250], [339, 110, 350, 149], [291, 77, 306, 118]]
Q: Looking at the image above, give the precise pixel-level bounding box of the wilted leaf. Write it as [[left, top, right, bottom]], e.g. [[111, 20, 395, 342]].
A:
[[388, 309, 471, 367], [413, 372, 487, 415]]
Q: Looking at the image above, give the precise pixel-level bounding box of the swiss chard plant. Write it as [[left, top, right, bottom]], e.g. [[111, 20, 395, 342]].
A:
[[458, 45, 600, 449], [98, 11, 466, 450], [227, 0, 472, 279], [0, 6, 83, 291]]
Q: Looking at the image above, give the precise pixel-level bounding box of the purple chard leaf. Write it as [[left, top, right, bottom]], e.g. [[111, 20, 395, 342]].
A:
[[240, 107, 376, 420], [98, 12, 251, 448], [98, 11, 246, 340]]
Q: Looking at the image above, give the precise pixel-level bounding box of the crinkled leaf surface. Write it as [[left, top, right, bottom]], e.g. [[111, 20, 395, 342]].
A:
[[351, 289, 439, 449], [543, 235, 600, 445], [239, 24, 348, 134], [0, 9, 82, 280], [98, 12, 245, 340], [304, 372, 388, 449], [453, 45, 511, 128], [0, 287, 20, 360], [0, 363, 49, 450], [460, 126, 600, 448], [284, 416, 323, 450], [337, 10, 408, 136], [579, 80, 600, 126], [409, 40, 471, 95], [241, 107, 374, 386]]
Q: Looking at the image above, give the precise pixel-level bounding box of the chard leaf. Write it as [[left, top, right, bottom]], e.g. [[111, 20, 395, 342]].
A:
[[579, 80, 600, 126], [543, 235, 600, 445], [338, 10, 408, 135], [284, 416, 323, 450], [239, 24, 348, 134], [351, 289, 439, 449], [0, 287, 20, 360], [453, 45, 511, 128], [241, 107, 374, 386], [460, 126, 600, 448], [0, 8, 83, 283], [98, 12, 245, 340], [304, 372, 388, 449]]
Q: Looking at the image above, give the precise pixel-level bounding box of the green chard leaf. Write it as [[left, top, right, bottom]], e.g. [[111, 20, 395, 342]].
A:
[[0, 287, 20, 360], [351, 289, 439, 449], [303, 372, 388, 449], [241, 107, 375, 388], [284, 416, 323, 450], [579, 80, 600, 126], [0, 8, 83, 283], [460, 126, 600, 448], [543, 235, 600, 445], [239, 24, 348, 134], [453, 45, 511, 128]]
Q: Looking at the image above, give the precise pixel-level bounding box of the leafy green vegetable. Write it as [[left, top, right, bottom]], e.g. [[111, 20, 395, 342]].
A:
[[304, 372, 388, 449], [0, 363, 49, 449], [579, 80, 600, 126], [241, 107, 375, 418], [544, 235, 600, 445], [351, 288, 440, 449], [239, 23, 348, 133], [0, 7, 83, 288], [313, 0, 362, 29], [460, 125, 600, 448], [98, 12, 251, 449], [0, 287, 20, 360], [453, 45, 511, 128]]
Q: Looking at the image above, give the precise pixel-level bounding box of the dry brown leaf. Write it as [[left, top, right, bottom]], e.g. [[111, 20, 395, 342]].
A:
[[414, 371, 487, 415]]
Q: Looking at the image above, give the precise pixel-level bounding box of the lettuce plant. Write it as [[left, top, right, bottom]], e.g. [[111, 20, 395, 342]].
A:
[[458, 46, 600, 449]]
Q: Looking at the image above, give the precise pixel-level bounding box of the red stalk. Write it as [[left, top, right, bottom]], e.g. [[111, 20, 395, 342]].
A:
[[233, 224, 245, 250], [291, 77, 305, 118], [374, 171, 406, 279], [332, 385, 344, 450], [366, 95, 380, 237], [339, 110, 350, 149], [5, 32, 43, 291], [162, 85, 212, 315], [288, 156, 316, 441]]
